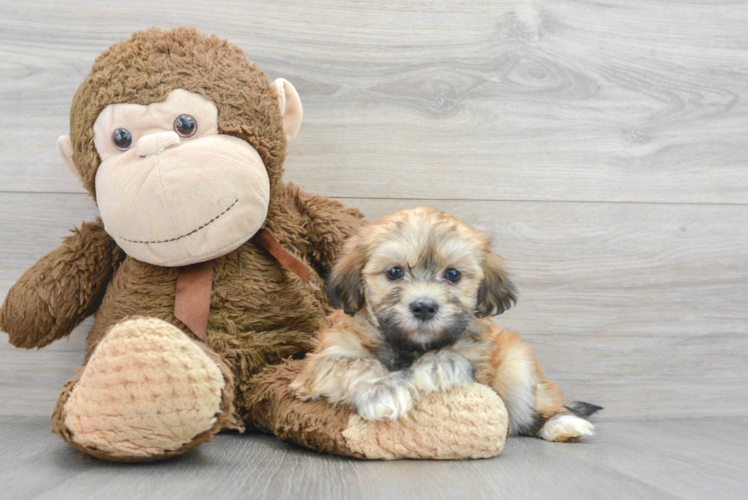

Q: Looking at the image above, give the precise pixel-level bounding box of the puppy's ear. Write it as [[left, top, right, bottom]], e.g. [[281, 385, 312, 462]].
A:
[[326, 237, 366, 315], [476, 252, 517, 317]]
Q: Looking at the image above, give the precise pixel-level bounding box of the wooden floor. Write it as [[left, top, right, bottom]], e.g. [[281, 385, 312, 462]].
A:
[[1, 0, 747, 498], [1, 416, 746, 500]]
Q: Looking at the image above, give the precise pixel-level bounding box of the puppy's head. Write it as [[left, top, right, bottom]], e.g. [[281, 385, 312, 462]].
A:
[[327, 207, 517, 353]]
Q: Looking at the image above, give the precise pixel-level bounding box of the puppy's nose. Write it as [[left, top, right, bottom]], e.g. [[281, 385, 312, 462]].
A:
[[410, 300, 438, 321], [137, 131, 181, 157]]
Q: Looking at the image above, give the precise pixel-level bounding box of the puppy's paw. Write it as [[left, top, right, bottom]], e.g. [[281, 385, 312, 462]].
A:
[[352, 377, 415, 421], [289, 385, 317, 401], [539, 414, 595, 442], [410, 350, 476, 393], [289, 377, 317, 401]]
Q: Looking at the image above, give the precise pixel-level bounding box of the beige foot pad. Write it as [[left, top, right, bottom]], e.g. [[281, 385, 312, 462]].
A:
[[343, 384, 508, 460], [62, 318, 228, 460]]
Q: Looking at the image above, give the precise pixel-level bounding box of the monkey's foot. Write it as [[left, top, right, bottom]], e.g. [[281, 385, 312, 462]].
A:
[[244, 360, 508, 460], [52, 317, 239, 461]]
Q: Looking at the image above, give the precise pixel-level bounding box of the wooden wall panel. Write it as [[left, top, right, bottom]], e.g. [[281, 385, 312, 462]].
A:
[[1, 0, 746, 422], [1, 0, 747, 202], [1, 194, 745, 419]]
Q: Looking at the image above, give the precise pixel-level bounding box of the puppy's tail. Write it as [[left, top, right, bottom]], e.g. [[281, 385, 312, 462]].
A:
[[564, 401, 603, 418]]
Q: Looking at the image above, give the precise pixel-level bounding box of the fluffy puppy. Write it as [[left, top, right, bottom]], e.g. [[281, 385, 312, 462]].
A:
[[291, 207, 600, 442]]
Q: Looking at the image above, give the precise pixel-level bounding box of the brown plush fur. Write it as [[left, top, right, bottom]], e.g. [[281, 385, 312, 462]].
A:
[[1, 220, 124, 348], [242, 360, 365, 458], [0, 28, 365, 460]]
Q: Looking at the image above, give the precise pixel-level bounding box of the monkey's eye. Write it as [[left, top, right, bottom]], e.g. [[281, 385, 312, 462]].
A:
[[444, 268, 462, 283], [174, 114, 197, 137], [385, 267, 405, 281], [112, 128, 133, 151]]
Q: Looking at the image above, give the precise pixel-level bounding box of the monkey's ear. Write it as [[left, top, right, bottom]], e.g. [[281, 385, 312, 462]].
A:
[[57, 135, 81, 181], [271, 78, 303, 142], [475, 252, 517, 318], [326, 238, 366, 315]]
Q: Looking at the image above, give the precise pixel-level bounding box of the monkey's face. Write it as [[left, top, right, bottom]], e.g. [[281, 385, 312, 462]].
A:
[[92, 89, 270, 267], [327, 207, 517, 354]]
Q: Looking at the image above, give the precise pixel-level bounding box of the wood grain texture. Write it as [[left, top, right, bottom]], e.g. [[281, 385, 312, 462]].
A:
[[1, 0, 748, 202], [1, 416, 746, 500], [1, 194, 746, 419], [1, 0, 747, 423]]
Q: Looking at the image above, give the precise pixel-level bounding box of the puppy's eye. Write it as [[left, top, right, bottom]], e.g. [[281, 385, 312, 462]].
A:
[[385, 267, 404, 281], [174, 114, 197, 137], [444, 268, 462, 283], [112, 128, 133, 151]]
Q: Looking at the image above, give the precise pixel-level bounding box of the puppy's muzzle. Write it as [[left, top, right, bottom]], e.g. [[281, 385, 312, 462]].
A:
[[410, 300, 438, 321]]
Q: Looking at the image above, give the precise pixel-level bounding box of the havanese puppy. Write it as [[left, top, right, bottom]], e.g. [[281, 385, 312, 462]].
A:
[[291, 207, 600, 442]]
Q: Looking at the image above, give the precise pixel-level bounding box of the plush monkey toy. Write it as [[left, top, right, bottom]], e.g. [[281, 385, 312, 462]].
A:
[[0, 28, 508, 461]]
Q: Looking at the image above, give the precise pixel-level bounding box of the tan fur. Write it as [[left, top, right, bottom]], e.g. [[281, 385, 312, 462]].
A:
[[480, 326, 568, 431], [294, 207, 596, 442], [291, 313, 416, 421]]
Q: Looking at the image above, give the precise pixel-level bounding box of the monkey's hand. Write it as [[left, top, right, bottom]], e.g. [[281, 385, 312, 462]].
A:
[[410, 349, 477, 394], [0, 219, 124, 348], [245, 360, 509, 459], [289, 183, 365, 274]]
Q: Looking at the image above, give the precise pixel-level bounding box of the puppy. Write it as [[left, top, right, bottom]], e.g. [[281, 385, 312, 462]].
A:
[[291, 207, 600, 442]]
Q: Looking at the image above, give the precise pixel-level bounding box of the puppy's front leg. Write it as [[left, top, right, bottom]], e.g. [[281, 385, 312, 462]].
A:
[[410, 349, 477, 394], [350, 371, 416, 421], [291, 353, 416, 421]]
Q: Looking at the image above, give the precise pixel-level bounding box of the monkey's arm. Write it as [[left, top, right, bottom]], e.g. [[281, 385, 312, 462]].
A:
[[288, 183, 365, 275], [244, 359, 509, 459], [0, 219, 124, 348]]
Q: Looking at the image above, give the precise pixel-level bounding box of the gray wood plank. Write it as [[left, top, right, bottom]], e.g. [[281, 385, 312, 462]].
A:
[[1, 0, 748, 203], [1, 193, 746, 419], [1, 416, 746, 500]]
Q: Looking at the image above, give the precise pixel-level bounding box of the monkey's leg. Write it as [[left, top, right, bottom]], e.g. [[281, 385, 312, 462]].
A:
[[51, 317, 240, 461], [241, 359, 509, 460], [483, 326, 600, 442]]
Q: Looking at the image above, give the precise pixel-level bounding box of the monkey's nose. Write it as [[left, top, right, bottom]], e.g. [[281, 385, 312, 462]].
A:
[[137, 131, 181, 157], [410, 300, 438, 321]]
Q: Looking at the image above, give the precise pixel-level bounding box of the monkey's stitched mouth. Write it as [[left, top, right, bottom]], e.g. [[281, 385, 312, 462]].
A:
[[120, 198, 239, 244]]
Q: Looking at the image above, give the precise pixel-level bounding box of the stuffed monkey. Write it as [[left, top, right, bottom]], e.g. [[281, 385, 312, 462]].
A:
[[0, 28, 508, 461]]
